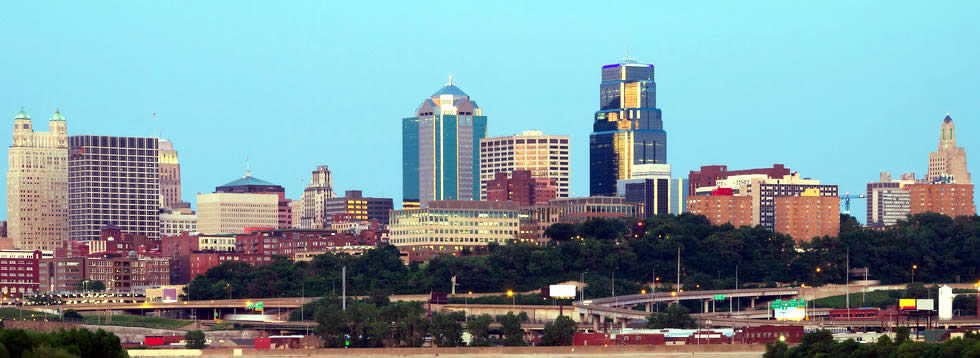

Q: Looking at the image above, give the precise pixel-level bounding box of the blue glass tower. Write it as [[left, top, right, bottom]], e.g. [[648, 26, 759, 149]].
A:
[[402, 77, 487, 208], [590, 59, 666, 196]]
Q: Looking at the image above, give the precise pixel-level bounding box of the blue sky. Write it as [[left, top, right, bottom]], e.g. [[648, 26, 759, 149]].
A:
[[1, 1, 978, 221]]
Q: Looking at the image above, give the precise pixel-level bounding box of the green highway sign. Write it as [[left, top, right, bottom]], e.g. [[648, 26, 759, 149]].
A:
[[714, 294, 725, 300], [771, 299, 806, 310]]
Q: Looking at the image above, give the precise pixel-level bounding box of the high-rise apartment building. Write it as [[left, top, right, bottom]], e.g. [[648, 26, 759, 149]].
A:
[[300, 165, 336, 229], [927, 114, 971, 184], [866, 172, 914, 226], [479, 131, 569, 199], [158, 139, 183, 209], [323, 190, 393, 227], [686, 189, 754, 227], [68, 135, 160, 241], [907, 183, 976, 218], [774, 189, 840, 242], [402, 77, 487, 208], [486, 170, 558, 207], [746, 174, 839, 230], [7, 109, 69, 251], [688, 164, 791, 195], [590, 58, 666, 196]]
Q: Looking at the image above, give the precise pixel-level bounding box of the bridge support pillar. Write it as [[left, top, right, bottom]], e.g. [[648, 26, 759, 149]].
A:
[[592, 314, 600, 332], [703, 300, 709, 313], [645, 303, 651, 313], [750, 298, 756, 309], [579, 313, 585, 322], [620, 318, 630, 330]]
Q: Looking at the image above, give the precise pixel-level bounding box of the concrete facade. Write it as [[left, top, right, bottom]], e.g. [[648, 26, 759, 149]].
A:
[[390, 200, 519, 262], [6, 109, 69, 251], [927, 114, 971, 184], [299, 165, 336, 229], [479, 131, 570, 199], [197, 193, 279, 235]]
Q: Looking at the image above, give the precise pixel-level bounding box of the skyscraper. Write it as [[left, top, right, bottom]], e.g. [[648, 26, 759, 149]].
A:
[[402, 77, 487, 207], [927, 114, 971, 184], [479, 131, 569, 199], [68, 135, 160, 241], [300, 165, 336, 229], [590, 58, 666, 196], [158, 139, 183, 209], [7, 109, 69, 251]]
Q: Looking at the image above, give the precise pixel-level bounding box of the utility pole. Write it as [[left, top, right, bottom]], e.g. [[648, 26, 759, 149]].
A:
[[846, 247, 850, 316], [676, 246, 681, 304], [342, 266, 347, 311]]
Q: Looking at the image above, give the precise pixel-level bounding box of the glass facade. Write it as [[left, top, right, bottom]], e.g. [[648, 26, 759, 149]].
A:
[[402, 117, 420, 208], [590, 61, 667, 196], [403, 82, 487, 207]]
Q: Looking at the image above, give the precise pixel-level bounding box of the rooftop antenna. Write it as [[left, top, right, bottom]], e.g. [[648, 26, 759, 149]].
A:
[[245, 156, 251, 178], [448, 73, 453, 86], [152, 113, 159, 140], [626, 48, 630, 61]]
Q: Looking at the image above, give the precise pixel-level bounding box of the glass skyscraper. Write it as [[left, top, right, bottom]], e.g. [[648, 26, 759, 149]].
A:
[[590, 59, 666, 196], [402, 77, 487, 208]]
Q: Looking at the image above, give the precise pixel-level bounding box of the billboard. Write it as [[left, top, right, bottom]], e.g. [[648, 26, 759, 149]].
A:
[[899, 299, 916, 310], [162, 288, 178, 303], [916, 299, 934, 311], [772, 299, 806, 321], [549, 285, 577, 298]]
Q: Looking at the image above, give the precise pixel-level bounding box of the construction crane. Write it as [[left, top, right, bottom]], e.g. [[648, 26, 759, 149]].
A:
[[840, 192, 867, 215]]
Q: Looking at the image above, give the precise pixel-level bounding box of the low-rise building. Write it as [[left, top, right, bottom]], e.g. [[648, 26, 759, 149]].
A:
[[38, 257, 85, 293], [188, 252, 273, 278], [86, 254, 170, 293], [160, 209, 198, 238], [323, 190, 393, 227], [521, 197, 644, 244], [390, 200, 520, 262], [0, 250, 41, 296], [486, 170, 557, 207]]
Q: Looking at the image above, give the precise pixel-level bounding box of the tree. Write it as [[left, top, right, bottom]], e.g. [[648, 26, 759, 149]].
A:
[[497, 312, 527, 346], [62, 309, 83, 320], [544, 223, 577, 243], [429, 311, 464, 347], [466, 314, 493, 347], [185, 330, 207, 349], [645, 304, 696, 329], [540, 316, 576, 346]]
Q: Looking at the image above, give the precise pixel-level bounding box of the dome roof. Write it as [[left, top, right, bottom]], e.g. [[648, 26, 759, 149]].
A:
[[50, 109, 65, 121], [14, 108, 29, 120], [431, 84, 468, 98]]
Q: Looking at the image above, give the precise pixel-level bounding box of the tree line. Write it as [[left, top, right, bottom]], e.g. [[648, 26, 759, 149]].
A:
[[289, 296, 572, 347], [0, 326, 127, 358], [765, 328, 980, 358], [186, 212, 980, 301]]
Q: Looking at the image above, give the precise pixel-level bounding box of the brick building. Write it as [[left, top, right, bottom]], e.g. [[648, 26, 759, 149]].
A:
[[774, 189, 840, 242], [485, 170, 558, 207], [38, 257, 86, 293], [85, 254, 170, 292], [687, 164, 791, 195], [188, 253, 273, 278], [907, 183, 976, 218], [0, 250, 41, 297], [686, 189, 753, 227]]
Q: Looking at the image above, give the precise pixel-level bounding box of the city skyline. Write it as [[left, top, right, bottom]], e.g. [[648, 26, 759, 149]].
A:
[[2, 2, 979, 222]]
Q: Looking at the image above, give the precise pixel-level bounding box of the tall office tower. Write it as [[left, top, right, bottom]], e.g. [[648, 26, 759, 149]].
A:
[[402, 77, 487, 207], [927, 114, 971, 184], [590, 58, 666, 196], [6, 109, 69, 251], [158, 139, 182, 209], [300, 165, 336, 229], [866, 172, 914, 226], [479, 131, 569, 199], [68, 135, 160, 241]]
